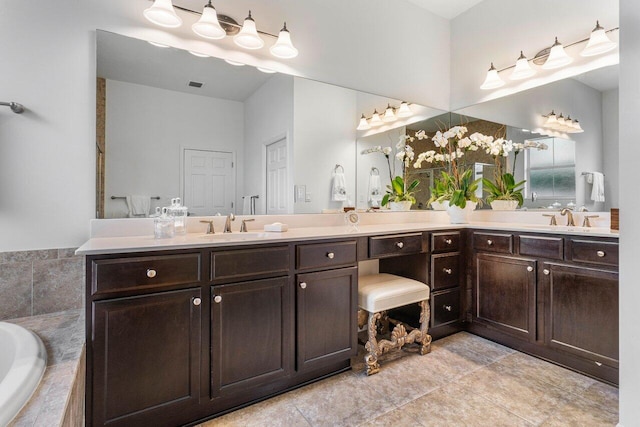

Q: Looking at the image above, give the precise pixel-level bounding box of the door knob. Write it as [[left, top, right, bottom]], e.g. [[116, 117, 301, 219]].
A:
[[146, 269, 157, 278], [527, 266, 534, 272], [396, 242, 404, 249], [300, 282, 307, 289], [213, 295, 222, 303], [193, 298, 201, 306]]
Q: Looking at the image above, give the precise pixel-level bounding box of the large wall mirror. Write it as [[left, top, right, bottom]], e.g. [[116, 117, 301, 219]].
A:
[[96, 30, 446, 218]]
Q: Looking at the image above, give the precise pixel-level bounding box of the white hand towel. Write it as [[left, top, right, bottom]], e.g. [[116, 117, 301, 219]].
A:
[[590, 172, 605, 202], [368, 174, 382, 203], [126, 195, 151, 217], [242, 196, 252, 215], [331, 172, 347, 202]]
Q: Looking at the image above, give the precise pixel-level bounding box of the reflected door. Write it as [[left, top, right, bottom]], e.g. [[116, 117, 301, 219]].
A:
[[266, 138, 288, 215], [184, 149, 235, 216]]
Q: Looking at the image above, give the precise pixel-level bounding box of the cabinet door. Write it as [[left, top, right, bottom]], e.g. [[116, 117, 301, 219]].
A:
[[296, 267, 358, 371], [91, 288, 201, 427], [541, 263, 618, 368], [474, 254, 536, 341], [210, 277, 293, 398]]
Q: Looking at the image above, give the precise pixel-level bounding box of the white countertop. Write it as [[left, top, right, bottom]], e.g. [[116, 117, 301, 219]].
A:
[[76, 218, 618, 256]]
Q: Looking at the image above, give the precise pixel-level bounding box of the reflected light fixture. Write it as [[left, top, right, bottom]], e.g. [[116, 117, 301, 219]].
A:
[[369, 110, 383, 127], [234, 11, 264, 50], [224, 59, 245, 66], [480, 63, 505, 90], [542, 110, 584, 133], [382, 104, 396, 122], [192, 1, 226, 40], [542, 37, 572, 69], [143, 0, 183, 28], [581, 21, 617, 56], [357, 114, 371, 131], [397, 102, 412, 117], [257, 67, 277, 74], [509, 51, 535, 80], [270, 23, 299, 59]]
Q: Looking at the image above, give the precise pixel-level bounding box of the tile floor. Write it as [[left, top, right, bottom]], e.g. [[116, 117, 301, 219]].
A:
[[200, 332, 618, 427]]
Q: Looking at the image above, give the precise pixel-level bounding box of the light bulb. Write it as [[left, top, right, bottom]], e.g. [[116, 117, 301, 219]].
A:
[[480, 63, 505, 90], [143, 0, 182, 28], [542, 37, 572, 69], [382, 104, 396, 122], [356, 114, 371, 131], [397, 102, 412, 117], [509, 51, 536, 80], [270, 23, 299, 59], [234, 11, 264, 50], [581, 21, 617, 57], [369, 110, 383, 126], [192, 1, 226, 40]]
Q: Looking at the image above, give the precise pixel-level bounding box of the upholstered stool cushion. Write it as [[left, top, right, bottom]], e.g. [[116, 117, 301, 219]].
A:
[[358, 273, 429, 313]]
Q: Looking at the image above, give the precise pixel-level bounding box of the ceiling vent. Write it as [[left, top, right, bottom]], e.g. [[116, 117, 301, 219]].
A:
[[188, 81, 204, 88]]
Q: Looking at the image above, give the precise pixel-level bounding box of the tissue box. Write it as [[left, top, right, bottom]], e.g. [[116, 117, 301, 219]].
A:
[[264, 222, 288, 232]]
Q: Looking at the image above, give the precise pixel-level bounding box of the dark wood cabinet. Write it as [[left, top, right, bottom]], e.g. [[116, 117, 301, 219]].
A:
[[210, 277, 293, 398], [474, 253, 537, 341], [296, 267, 358, 371], [90, 288, 202, 427]]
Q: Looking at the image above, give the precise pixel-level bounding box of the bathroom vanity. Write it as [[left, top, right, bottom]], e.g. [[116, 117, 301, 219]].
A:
[[78, 218, 618, 427]]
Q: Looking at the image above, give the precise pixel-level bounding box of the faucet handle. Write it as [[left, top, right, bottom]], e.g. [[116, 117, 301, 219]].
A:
[[199, 220, 214, 234], [582, 215, 600, 228], [240, 218, 255, 232], [543, 214, 557, 226]]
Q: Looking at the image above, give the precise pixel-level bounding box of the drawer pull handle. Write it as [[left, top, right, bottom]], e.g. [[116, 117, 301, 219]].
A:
[[213, 295, 222, 303], [596, 250, 606, 258], [396, 242, 404, 249], [543, 269, 550, 275], [443, 305, 452, 312], [146, 269, 157, 278], [444, 239, 452, 245], [443, 268, 452, 275], [193, 298, 201, 306], [327, 252, 335, 259], [300, 282, 307, 289], [527, 266, 534, 272], [487, 239, 493, 246], [595, 361, 603, 367]]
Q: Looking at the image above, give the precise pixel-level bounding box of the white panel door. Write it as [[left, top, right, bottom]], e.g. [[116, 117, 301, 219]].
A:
[[266, 138, 288, 215], [184, 149, 235, 216]]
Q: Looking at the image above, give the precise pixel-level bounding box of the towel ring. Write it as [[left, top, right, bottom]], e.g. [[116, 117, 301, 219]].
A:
[[334, 164, 345, 174], [370, 167, 379, 176]]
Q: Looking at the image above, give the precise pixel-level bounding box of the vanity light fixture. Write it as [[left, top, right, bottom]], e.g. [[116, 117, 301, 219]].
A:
[[143, 1, 299, 59], [224, 59, 245, 66], [581, 21, 617, 57], [542, 110, 584, 133], [509, 51, 536, 80], [382, 104, 397, 122], [369, 110, 384, 127], [356, 102, 414, 130], [480, 63, 505, 90], [397, 101, 412, 118], [542, 37, 573, 69], [357, 114, 371, 131]]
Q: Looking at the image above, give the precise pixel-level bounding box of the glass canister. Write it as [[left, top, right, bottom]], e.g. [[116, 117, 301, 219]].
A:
[[154, 207, 175, 239], [171, 197, 188, 235]]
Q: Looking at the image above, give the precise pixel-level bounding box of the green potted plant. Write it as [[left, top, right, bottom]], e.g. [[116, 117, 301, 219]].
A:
[[427, 174, 449, 210], [480, 138, 527, 210], [382, 175, 419, 210]]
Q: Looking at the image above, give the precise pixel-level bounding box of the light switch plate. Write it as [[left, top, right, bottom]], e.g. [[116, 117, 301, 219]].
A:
[[295, 185, 306, 202], [305, 192, 311, 202]]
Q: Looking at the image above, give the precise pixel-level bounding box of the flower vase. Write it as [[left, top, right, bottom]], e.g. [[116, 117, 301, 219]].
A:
[[446, 201, 477, 224], [431, 201, 448, 211], [490, 200, 519, 210], [389, 201, 412, 211]]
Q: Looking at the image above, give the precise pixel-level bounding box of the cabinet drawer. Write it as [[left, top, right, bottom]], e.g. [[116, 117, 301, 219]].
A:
[[519, 235, 563, 260], [569, 239, 618, 267], [296, 241, 357, 270], [432, 289, 461, 327], [431, 253, 460, 291], [212, 246, 289, 282], [431, 231, 460, 253], [92, 253, 201, 295], [369, 233, 424, 258], [473, 232, 513, 254]]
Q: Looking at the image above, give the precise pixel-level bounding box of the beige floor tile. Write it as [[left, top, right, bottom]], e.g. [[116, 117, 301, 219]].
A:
[[540, 395, 618, 427], [578, 381, 619, 416], [358, 406, 424, 426], [433, 331, 515, 361]]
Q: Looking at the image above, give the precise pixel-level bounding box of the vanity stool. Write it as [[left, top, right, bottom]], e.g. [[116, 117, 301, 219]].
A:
[[357, 273, 432, 375]]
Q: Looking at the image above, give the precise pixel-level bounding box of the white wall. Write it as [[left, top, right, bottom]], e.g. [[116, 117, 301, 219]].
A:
[[0, 0, 450, 252], [602, 89, 619, 210], [619, 0, 640, 424], [243, 74, 294, 215], [293, 79, 357, 213], [456, 78, 604, 211], [105, 80, 244, 218]]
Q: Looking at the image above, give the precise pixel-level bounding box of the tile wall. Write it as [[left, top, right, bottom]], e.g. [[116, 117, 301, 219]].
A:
[[0, 248, 84, 321]]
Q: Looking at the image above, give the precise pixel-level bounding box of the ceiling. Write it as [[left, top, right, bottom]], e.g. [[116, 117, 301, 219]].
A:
[[406, 0, 485, 19]]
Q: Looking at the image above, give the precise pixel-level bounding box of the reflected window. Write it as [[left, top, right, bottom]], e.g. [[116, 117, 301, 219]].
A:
[[525, 137, 575, 200]]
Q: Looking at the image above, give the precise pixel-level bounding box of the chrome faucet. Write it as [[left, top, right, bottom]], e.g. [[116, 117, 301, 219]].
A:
[[223, 213, 235, 233], [560, 208, 575, 226]]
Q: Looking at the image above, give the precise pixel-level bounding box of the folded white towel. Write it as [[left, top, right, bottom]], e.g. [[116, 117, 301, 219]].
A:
[[242, 196, 252, 215], [126, 195, 151, 217], [331, 172, 347, 202], [368, 174, 382, 204], [590, 172, 605, 203]]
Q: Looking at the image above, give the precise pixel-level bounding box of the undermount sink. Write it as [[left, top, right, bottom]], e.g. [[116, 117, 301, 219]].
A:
[[198, 232, 271, 241], [517, 224, 606, 233]]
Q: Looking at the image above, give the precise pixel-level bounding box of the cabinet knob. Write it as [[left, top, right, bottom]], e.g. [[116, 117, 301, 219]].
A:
[[146, 269, 157, 278], [327, 252, 335, 259], [527, 266, 534, 272], [443, 305, 452, 312], [595, 361, 603, 367], [487, 239, 493, 246], [396, 242, 404, 249], [443, 268, 452, 275], [213, 295, 222, 303], [596, 250, 606, 258], [543, 269, 550, 275], [444, 239, 452, 245], [193, 297, 201, 306], [299, 282, 307, 289]]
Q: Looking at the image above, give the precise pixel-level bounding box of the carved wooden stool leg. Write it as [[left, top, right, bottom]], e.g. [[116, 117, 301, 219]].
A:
[[364, 311, 381, 375], [379, 311, 390, 335], [418, 300, 432, 355], [357, 309, 368, 330]]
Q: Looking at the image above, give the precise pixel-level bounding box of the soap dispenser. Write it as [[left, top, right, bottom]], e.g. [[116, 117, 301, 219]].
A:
[[154, 207, 175, 239]]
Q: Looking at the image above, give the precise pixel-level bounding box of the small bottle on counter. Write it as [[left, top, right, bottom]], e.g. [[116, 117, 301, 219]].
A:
[[168, 198, 188, 235], [154, 207, 175, 239]]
